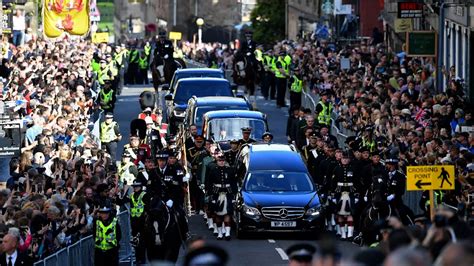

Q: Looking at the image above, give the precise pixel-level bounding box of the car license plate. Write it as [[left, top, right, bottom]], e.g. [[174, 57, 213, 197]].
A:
[[271, 221, 296, 227]]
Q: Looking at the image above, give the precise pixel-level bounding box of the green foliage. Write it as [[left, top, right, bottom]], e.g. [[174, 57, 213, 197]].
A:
[[250, 0, 285, 45]]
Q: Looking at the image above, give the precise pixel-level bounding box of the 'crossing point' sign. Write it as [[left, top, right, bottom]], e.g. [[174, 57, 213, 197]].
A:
[[406, 165, 455, 191]]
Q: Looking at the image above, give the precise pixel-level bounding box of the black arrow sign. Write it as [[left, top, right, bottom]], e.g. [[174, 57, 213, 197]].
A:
[[416, 180, 431, 189]]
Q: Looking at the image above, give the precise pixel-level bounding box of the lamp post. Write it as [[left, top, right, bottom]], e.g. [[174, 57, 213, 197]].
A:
[[196, 17, 204, 45]]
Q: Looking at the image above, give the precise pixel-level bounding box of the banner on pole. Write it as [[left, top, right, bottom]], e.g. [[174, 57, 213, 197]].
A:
[[43, 0, 91, 38]]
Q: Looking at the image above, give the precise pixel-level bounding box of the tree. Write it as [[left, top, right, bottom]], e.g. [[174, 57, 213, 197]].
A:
[[250, 0, 285, 45]]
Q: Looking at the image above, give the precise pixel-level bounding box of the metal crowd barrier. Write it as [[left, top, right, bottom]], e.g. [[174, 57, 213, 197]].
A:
[[33, 210, 133, 266]]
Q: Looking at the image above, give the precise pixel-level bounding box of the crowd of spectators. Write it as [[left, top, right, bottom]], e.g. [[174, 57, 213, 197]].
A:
[[0, 38, 123, 261]]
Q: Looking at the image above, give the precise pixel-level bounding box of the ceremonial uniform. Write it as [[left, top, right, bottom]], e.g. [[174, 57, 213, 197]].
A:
[[208, 159, 237, 240], [187, 143, 208, 212], [224, 149, 239, 168]]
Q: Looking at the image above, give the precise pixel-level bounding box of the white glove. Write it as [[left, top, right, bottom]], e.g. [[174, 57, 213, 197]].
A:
[[182, 173, 190, 182], [355, 198, 359, 204], [364, 196, 368, 202], [378, 178, 383, 183], [387, 194, 395, 201], [164, 54, 169, 59], [332, 198, 337, 204], [166, 199, 173, 208]]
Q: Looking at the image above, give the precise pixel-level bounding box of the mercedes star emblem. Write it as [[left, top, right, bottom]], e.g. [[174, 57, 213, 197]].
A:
[[279, 208, 288, 218]]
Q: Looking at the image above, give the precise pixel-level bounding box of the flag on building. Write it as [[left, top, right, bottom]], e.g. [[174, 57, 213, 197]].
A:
[[43, 0, 90, 38]]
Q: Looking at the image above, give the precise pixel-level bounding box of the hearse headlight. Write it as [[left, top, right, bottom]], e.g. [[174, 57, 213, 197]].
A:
[[305, 206, 321, 217], [243, 204, 261, 217]]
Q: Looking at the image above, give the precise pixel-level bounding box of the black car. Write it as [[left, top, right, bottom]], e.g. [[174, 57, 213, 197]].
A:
[[165, 78, 235, 133], [184, 96, 252, 135], [234, 144, 323, 238]]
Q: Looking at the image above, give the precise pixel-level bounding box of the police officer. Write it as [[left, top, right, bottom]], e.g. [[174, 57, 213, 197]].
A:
[[315, 90, 333, 128], [288, 66, 303, 112], [274, 50, 289, 108], [208, 155, 237, 240], [98, 80, 116, 113], [261, 50, 275, 100], [138, 51, 149, 84], [94, 203, 121, 266], [118, 150, 138, 186], [126, 180, 150, 264], [238, 127, 256, 147], [100, 112, 122, 164], [331, 151, 357, 240], [154, 30, 174, 81], [127, 44, 139, 85], [224, 139, 240, 168], [240, 30, 256, 60], [362, 151, 387, 201]]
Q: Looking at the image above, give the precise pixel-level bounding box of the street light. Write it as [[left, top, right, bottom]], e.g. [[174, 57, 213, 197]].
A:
[[196, 17, 204, 45]]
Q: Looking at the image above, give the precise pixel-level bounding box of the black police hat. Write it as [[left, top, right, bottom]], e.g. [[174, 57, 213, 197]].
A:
[[230, 139, 239, 144], [105, 112, 114, 118], [371, 151, 381, 157], [286, 243, 316, 262], [98, 202, 112, 212], [183, 245, 228, 266], [342, 151, 351, 158], [122, 150, 132, 157], [241, 127, 252, 133], [156, 150, 169, 160], [359, 146, 370, 153], [385, 157, 399, 164], [131, 180, 142, 186]]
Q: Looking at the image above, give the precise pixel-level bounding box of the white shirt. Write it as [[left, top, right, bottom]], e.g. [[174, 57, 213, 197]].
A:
[[12, 15, 26, 31], [6, 250, 17, 266]]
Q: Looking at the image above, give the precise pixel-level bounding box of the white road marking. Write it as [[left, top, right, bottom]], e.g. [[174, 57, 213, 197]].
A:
[[268, 239, 276, 243], [117, 98, 138, 102], [275, 248, 288, 260]]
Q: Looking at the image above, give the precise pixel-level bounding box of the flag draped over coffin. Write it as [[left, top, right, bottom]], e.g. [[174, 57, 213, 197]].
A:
[[43, 0, 90, 38]]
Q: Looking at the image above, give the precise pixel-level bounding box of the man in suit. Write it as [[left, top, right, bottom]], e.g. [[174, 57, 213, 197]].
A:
[[0, 233, 33, 266]]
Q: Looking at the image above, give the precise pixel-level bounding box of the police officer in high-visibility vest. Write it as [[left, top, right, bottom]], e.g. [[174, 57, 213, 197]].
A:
[[144, 42, 152, 62], [128, 180, 150, 264], [138, 51, 149, 85], [100, 112, 122, 164], [118, 149, 138, 187], [261, 50, 275, 100], [127, 45, 140, 85], [315, 89, 333, 128], [274, 50, 289, 108], [94, 203, 121, 266], [288, 66, 303, 112], [97, 80, 116, 113]]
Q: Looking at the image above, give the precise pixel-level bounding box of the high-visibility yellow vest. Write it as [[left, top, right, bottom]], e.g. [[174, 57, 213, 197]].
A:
[[290, 75, 303, 93], [129, 50, 139, 63], [100, 121, 117, 143], [99, 89, 114, 109], [255, 49, 263, 62], [284, 54, 291, 75], [317, 101, 332, 126], [107, 62, 118, 77], [361, 137, 376, 152], [118, 161, 136, 184], [144, 45, 151, 56], [130, 191, 146, 217], [138, 57, 148, 69], [274, 57, 286, 79], [95, 218, 118, 251]]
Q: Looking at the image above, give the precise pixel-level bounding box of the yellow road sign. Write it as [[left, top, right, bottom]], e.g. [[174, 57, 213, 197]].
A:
[[407, 165, 455, 191]]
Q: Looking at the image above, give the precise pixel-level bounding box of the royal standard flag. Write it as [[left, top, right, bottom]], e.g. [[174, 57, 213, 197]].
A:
[[43, 0, 90, 38]]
